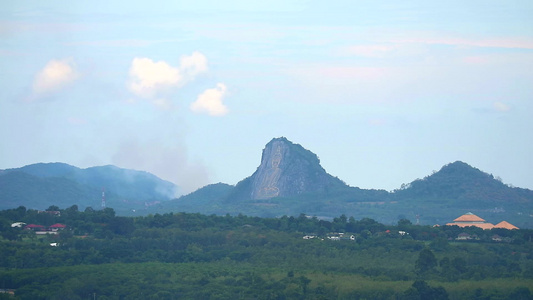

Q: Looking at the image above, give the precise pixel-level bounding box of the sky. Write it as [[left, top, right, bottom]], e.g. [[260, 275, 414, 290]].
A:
[[1, 1, 532, 195]]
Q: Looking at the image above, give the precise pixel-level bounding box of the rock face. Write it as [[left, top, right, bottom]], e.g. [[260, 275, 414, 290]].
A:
[[246, 137, 345, 200]]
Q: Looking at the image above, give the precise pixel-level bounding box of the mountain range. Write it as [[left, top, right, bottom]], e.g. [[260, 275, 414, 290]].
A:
[[1, 137, 532, 227], [153, 137, 533, 227]]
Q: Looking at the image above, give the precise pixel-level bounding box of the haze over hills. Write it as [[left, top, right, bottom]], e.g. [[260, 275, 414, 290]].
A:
[[0, 163, 179, 213], [1, 138, 532, 227]]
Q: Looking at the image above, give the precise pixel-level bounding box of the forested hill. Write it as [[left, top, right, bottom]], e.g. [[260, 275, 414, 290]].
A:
[[154, 183, 234, 214], [394, 161, 533, 206], [0, 171, 98, 210], [152, 158, 532, 228], [0, 163, 179, 212]]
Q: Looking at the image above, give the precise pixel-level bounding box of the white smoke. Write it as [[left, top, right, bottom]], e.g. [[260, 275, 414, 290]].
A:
[[111, 139, 210, 195]]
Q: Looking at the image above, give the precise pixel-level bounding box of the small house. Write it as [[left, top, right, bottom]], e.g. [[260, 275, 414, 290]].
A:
[[49, 224, 67, 232], [24, 224, 46, 231]]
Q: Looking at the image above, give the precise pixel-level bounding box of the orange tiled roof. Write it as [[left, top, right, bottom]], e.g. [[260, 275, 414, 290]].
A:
[[494, 221, 518, 230], [446, 222, 495, 230], [453, 212, 485, 222]]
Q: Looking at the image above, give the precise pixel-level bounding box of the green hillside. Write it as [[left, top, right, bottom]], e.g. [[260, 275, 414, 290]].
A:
[[0, 163, 179, 214], [394, 161, 533, 206], [149, 161, 533, 228], [0, 171, 99, 210], [151, 183, 234, 214]]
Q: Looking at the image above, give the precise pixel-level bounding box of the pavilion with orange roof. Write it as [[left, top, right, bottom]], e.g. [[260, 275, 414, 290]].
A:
[[446, 212, 519, 230], [493, 221, 519, 230]]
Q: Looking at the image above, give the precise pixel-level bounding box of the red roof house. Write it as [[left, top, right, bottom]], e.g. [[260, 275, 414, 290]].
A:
[[49, 223, 67, 232], [24, 224, 45, 230], [49, 223, 66, 229]]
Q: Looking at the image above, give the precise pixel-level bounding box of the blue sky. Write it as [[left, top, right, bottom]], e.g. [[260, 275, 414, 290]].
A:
[[1, 1, 532, 194]]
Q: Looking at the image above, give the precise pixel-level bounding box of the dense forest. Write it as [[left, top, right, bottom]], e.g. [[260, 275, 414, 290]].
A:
[[0, 206, 532, 299]]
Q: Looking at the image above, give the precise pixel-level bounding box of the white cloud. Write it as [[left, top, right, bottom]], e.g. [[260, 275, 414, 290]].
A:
[[33, 58, 79, 94], [128, 57, 182, 98], [190, 83, 229, 116], [180, 51, 208, 79], [127, 52, 209, 103]]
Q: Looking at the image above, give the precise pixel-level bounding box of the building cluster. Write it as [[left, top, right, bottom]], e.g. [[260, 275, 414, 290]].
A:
[[303, 231, 408, 241], [0, 289, 15, 296], [11, 222, 67, 235], [303, 233, 357, 241], [446, 212, 518, 230], [301, 212, 519, 242]]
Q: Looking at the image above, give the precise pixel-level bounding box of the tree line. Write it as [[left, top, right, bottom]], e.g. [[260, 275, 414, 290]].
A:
[[0, 205, 532, 299]]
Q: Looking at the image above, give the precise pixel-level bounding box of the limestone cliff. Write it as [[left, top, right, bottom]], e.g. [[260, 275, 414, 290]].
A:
[[234, 137, 347, 200]]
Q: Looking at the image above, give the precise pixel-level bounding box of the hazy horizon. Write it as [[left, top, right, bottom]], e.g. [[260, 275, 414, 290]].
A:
[[1, 1, 532, 193]]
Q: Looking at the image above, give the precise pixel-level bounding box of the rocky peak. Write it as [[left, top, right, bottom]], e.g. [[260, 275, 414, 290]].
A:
[[248, 137, 344, 200]]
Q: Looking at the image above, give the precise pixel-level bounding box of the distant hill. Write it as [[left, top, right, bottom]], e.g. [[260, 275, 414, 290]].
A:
[[0, 163, 179, 212], [394, 161, 533, 207], [150, 137, 393, 218], [0, 171, 98, 210], [390, 161, 533, 227], [228, 137, 349, 201], [150, 138, 533, 228]]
